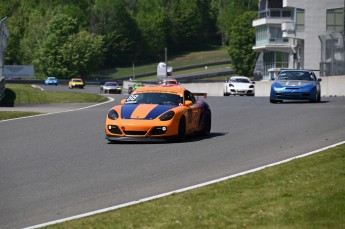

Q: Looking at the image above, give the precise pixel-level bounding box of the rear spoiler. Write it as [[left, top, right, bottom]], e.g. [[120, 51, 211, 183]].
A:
[[192, 92, 207, 99]]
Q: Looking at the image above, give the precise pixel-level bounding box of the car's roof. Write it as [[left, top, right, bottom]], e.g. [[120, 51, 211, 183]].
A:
[[230, 76, 249, 79], [134, 85, 186, 94], [280, 69, 314, 73], [105, 81, 118, 84]]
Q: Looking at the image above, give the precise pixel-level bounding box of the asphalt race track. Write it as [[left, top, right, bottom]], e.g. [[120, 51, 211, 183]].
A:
[[1, 88, 345, 228]]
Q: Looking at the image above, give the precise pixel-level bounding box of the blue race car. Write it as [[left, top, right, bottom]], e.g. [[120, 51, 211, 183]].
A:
[[44, 76, 58, 86], [270, 69, 322, 103]]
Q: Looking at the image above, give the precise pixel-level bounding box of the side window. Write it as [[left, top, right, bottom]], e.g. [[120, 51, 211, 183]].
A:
[[184, 91, 196, 104]]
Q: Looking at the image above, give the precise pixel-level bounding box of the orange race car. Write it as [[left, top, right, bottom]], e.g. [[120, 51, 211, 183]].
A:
[[105, 85, 211, 142]]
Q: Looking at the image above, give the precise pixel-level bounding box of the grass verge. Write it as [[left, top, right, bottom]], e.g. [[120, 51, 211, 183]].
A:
[[0, 84, 107, 120], [0, 84, 107, 106], [45, 144, 345, 229], [0, 111, 42, 120]]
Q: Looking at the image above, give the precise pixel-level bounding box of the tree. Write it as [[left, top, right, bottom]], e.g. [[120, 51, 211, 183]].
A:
[[228, 11, 258, 77], [20, 9, 52, 65], [38, 14, 79, 78], [60, 31, 105, 78], [169, 0, 204, 50], [215, 0, 258, 45], [91, 0, 143, 67], [135, 0, 170, 60]]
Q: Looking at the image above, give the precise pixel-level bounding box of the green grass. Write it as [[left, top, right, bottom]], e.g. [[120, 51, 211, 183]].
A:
[[0, 84, 107, 106], [0, 84, 108, 120], [45, 144, 345, 229], [0, 111, 42, 120], [94, 47, 230, 80]]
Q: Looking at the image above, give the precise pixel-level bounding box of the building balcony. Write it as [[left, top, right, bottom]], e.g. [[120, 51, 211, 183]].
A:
[[253, 37, 295, 52], [253, 8, 293, 27]]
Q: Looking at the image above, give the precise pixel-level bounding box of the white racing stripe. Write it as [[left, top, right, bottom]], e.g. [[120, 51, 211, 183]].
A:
[[0, 97, 115, 123], [23, 140, 345, 229]]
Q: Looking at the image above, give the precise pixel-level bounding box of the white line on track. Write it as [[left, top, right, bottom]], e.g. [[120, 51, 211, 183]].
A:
[[0, 97, 115, 123], [23, 140, 345, 229], [31, 84, 44, 91]]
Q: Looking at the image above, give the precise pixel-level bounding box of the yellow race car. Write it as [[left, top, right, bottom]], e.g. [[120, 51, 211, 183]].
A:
[[68, 78, 85, 89], [105, 85, 211, 142]]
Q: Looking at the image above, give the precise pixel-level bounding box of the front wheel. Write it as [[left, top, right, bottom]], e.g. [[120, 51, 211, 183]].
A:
[[270, 97, 277, 103], [177, 116, 186, 141]]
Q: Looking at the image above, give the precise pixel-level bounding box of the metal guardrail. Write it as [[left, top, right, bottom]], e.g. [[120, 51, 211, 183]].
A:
[[0, 77, 5, 102]]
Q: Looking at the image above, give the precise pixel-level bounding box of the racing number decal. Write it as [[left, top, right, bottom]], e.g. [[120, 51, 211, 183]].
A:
[[187, 104, 202, 126], [126, 94, 138, 103]]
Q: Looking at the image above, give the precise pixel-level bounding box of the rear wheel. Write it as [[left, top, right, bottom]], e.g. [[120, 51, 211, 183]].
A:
[[202, 110, 211, 136]]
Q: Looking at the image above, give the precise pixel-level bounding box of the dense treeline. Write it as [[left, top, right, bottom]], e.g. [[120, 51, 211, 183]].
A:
[[0, 0, 258, 79]]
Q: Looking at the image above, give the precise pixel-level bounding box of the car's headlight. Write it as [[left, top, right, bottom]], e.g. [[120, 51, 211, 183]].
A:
[[108, 109, 119, 120], [159, 110, 174, 121], [229, 84, 234, 87]]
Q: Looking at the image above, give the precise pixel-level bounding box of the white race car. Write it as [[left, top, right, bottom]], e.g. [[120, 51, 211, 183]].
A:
[[223, 76, 255, 96]]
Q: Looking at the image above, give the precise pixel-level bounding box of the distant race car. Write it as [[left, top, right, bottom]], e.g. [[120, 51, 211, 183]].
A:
[[68, 78, 85, 89], [160, 78, 180, 86], [44, 76, 58, 86], [128, 81, 144, 94], [270, 69, 322, 103], [100, 82, 122, 94], [105, 85, 211, 142], [223, 76, 255, 96]]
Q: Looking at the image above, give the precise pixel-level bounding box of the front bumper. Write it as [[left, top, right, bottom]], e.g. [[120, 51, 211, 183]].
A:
[[227, 89, 254, 96], [271, 89, 316, 101], [106, 134, 173, 142]]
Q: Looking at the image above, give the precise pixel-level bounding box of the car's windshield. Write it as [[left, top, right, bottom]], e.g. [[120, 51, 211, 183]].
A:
[[105, 83, 118, 86], [73, 79, 82, 82], [48, 77, 56, 80], [278, 71, 314, 81], [125, 93, 182, 106], [163, 80, 177, 84], [231, 78, 250, 83]]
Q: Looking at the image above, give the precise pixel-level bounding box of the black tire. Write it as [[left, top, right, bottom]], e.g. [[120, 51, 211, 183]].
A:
[[202, 110, 211, 136], [177, 116, 186, 141], [270, 97, 277, 103], [310, 92, 320, 103]]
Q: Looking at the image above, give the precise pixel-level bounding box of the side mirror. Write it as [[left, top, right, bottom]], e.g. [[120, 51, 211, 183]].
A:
[[120, 99, 126, 105], [184, 100, 193, 106], [318, 78, 322, 82]]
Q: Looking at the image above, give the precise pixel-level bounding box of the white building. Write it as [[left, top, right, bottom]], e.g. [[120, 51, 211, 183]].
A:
[[252, 0, 344, 80]]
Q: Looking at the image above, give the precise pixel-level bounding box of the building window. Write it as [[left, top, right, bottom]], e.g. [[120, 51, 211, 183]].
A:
[[269, 26, 283, 42], [256, 25, 268, 45], [295, 8, 305, 32], [327, 8, 344, 32], [263, 52, 289, 78]]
